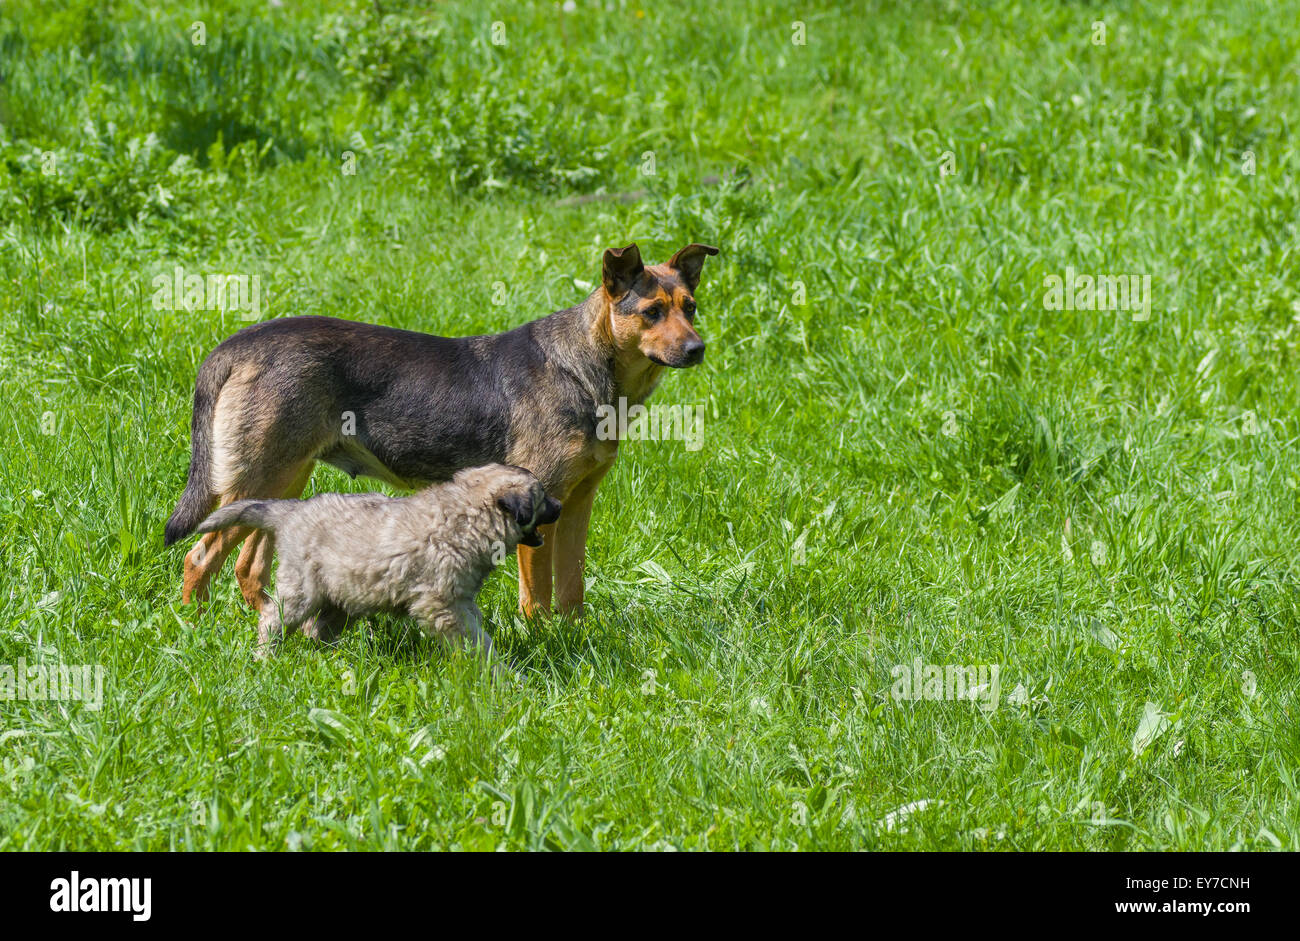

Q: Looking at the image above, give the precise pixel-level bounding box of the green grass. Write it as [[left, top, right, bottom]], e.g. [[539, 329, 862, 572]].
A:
[[1, 0, 1298, 850]]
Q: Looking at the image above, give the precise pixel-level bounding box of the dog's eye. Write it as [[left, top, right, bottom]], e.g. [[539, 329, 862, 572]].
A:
[[682, 300, 697, 319], [642, 304, 664, 322]]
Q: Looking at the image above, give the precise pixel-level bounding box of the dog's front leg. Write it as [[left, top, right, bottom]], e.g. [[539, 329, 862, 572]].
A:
[[517, 531, 554, 616], [552, 467, 611, 617]]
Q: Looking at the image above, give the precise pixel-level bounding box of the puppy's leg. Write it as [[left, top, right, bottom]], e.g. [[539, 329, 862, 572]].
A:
[[256, 591, 312, 659], [517, 533, 554, 617], [417, 604, 477, 650], [183, 525, 252, 608], [254, 603, 283, 660], [553, 465, 612, 617], [456, 601, 493, 658], [414, 598, 504, 672], [253, 553, 306, 657], [234, 460, 315, 612], [464, 603, 516, 682], [301, 603, 348, 644], [437, 602, 513, 681]]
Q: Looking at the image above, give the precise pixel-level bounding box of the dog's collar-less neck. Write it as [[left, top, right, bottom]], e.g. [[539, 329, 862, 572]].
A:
[[613, 354, 664, 406], [525, 294, 662, 412], [584, 295, 664, 407]]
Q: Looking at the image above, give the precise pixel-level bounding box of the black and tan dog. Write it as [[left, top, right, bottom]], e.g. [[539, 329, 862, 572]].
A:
[[164, 242, 718, 617]]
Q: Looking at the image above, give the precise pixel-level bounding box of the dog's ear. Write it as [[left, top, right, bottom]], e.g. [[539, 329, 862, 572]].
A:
[[667, 243, 719, 291], [497, 490, 535, 527], [602, 244, 644, 298]]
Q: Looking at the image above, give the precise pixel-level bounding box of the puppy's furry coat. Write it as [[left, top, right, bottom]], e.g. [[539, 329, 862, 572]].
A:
[[196, 464, 561, 660]]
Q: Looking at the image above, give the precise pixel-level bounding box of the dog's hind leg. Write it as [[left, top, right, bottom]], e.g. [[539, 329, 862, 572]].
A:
[[183, 463, 314, 609], [457, 602, 492, 657], [234, 531, 274, 612], [183, 525, 253, 608], [234, 460, 314, 611]]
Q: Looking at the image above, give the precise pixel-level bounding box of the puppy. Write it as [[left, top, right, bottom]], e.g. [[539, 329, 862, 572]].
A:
[[195, 464, 561, 662]]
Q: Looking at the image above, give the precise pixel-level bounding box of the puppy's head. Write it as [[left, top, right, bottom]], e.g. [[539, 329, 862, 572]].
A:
[[599, 242, 719, 369], [489, 465, 562, 548]]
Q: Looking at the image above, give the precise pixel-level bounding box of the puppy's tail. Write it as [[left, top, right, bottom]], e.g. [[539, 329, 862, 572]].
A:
[[196, 499, 287, 534], [164, 354, 232, 547]]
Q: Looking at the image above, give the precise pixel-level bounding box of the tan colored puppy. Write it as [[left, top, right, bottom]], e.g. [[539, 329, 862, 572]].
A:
[[196, 464, 561, 662]]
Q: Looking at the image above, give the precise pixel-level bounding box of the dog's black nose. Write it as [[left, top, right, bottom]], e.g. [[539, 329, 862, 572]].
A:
[[681, 339, 705, 365]]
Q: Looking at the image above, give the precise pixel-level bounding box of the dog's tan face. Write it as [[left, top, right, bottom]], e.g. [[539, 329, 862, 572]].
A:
[[492, 466, 562, 547], [601, 243, 718, 369]]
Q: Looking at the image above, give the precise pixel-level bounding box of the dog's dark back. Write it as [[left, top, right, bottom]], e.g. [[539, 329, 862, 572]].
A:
[[164, 312, 595, 545]]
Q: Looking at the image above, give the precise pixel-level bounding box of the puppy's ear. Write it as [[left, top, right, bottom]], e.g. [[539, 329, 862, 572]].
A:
[[667, 243, 719, 291], [497, 490, 535, 527], [602, 244, 644, 298]]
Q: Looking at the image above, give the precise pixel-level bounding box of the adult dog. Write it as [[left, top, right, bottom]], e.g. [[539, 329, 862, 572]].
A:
[[164, 242, 718, 617]]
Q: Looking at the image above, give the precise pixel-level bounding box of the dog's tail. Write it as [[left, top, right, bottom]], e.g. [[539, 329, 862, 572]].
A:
[[164, 355, 232, 547], [196, 499, 288, 535]]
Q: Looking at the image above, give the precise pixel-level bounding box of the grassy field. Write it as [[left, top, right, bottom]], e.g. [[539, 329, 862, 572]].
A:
[[1, 0, 1298, 850]]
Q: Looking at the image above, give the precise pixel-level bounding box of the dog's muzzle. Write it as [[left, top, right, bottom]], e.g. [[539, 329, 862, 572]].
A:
[[679, 338, 705, 366], [652, 339, 706, 368]]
